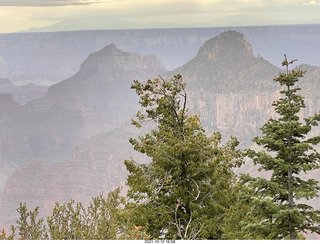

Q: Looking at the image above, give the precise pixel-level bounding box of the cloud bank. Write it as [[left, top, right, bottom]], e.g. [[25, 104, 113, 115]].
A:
[[0, 0, 320, 33]]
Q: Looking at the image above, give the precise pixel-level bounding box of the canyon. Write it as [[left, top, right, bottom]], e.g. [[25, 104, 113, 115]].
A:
[[0, 25, 320, 86], [0, 27, 320, 239], [0, 78, 47, 105]]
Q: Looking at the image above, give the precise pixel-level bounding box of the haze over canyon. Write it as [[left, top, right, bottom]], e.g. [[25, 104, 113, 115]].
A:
[[1, 25, 320, 237]]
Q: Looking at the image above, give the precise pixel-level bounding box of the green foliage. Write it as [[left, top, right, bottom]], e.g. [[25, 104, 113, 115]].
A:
[[8, 61, 320, 240], [125, 75, 244, 239], [5, 188, 126, 240], [241, 55, 320, 239], [0, 227, 16, 240], [47, 188, 124, 239], [220, 184, 266, 240], [15, 203, 48, 240]]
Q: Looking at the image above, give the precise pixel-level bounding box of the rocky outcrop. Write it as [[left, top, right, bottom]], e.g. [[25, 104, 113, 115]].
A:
[[0, 41, 166, 226], [1, 30, 320, 237], [1, 25, 320, 86], [172, 31, 280, 91], [165, 31, 280, 144], [167, 31, 320, 147], [29, 44, 166, 136], [0, 44, 166, 169], [0, 41, 166, 225]]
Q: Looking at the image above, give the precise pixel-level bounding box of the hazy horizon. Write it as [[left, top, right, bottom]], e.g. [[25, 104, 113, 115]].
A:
[[1, 0, 320, 33]]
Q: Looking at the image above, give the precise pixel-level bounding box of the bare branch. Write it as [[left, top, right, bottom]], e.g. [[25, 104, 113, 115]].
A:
[[158, 75, 165, 82], [191, 223, 205, 239], [180, 85, 187, 135], [174, 200, 183, 239], [192, 179, 201, 201], [154, 170, 172, 195], [184, 212, 193, 239]]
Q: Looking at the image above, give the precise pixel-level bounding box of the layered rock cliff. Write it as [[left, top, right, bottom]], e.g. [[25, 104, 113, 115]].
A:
[[29, 43, 166, 136], [0, 123, 146, 227], [1, 25, 320, 86], [0, 94, 31, 164], [1, 30, 320, 237], [0, 44, 166, 169], [0, 44, 166, 228], [169, 31, 320, 146]]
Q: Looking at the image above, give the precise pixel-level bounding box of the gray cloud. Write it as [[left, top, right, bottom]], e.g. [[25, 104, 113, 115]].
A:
[[0, 0, 103, 6]]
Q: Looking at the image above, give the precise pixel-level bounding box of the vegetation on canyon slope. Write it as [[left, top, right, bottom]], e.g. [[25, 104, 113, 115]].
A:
[[1, 56, 320, 240]]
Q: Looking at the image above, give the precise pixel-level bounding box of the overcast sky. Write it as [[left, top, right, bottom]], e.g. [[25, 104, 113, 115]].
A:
[[1, 0, 320, 33]]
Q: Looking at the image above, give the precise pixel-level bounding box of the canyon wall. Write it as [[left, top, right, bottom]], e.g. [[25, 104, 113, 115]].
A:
[[0, 25, 320, 85], [1, 29, 320, 238]]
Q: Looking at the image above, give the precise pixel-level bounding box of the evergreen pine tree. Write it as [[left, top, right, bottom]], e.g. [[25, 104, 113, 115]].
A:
[[125, 75, 244, 239], [242, 55, 320, 239]]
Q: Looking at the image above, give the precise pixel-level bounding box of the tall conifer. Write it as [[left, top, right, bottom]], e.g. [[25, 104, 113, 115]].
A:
[[243, 55, 320, 239]]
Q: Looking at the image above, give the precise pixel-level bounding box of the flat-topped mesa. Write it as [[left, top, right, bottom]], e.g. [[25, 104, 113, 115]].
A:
[[77, 43, 166, 76]]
